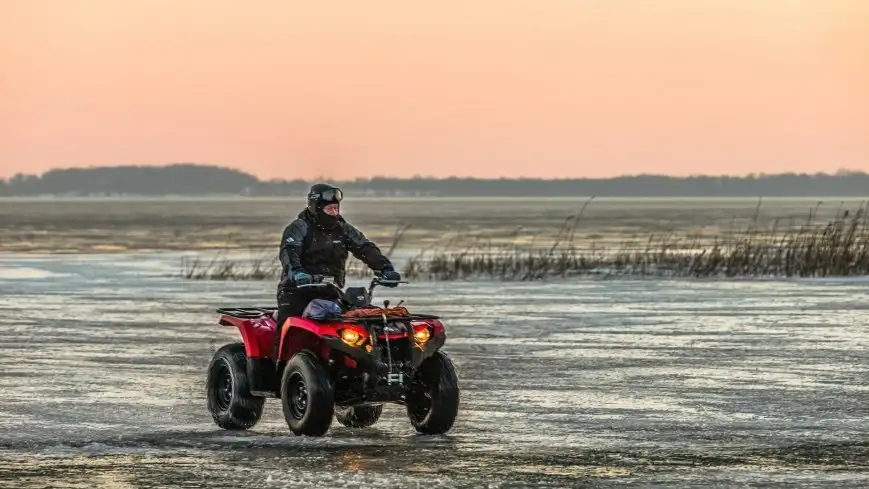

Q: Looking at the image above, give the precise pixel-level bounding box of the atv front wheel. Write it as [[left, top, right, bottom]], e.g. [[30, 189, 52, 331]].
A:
[[335, 403, 384, 428], [406, 351, 460, 435], [206, 343, 265, 430], [280, 350, 335, 436]]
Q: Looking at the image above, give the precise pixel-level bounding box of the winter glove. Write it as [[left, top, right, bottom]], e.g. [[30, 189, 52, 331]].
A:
[[379, 268, 401, 287], [293, 271, 313, 285]]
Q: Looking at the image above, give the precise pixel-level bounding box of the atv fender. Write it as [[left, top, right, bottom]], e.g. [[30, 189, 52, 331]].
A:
[[218, 314, 277, 358], [218, 314, 280, 395], [277, 321, 331, 362]]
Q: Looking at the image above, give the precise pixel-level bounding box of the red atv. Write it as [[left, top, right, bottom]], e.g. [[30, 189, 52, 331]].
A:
[[206, 274, 460, 436]]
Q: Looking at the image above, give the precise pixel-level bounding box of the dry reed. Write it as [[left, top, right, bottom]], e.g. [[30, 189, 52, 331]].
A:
[[181, 203, 869, 281]]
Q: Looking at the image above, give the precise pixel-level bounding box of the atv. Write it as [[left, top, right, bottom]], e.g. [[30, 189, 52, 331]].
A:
[[205, 274, 460, 436]]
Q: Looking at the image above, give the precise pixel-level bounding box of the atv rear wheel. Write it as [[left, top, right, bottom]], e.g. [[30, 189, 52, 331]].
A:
[[206, 343, 265, 430], [335, 403, 384, 428], [280, 350, 334, 436]]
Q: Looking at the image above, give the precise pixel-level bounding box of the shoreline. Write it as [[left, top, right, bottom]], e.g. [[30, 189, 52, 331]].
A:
[[3, 195, 868, 202]]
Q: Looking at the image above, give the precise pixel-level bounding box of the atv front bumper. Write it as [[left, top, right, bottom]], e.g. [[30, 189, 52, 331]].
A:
[[326, 334, 446, 405], [324, 332, 445, 376]]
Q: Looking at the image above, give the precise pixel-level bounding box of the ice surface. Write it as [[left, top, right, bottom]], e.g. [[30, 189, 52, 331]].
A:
[[1, 254, 868, 488]]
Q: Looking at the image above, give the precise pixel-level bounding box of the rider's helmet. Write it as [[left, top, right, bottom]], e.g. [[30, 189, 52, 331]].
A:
[[306, 183, 343, 225]]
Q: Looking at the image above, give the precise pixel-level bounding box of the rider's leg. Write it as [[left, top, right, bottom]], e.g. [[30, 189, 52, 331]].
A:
[[273, 287, 314, 358]]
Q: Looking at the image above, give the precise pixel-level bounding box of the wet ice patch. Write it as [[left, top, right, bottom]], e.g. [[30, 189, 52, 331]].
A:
[[0, 266, 71, 280], [36, 441, 169, 457]]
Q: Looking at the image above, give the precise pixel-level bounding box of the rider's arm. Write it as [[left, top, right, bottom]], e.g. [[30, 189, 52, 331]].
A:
[[279, 219, 308, 273], [342, 222, 394, 271]]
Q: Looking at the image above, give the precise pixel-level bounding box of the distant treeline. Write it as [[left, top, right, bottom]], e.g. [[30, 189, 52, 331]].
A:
[[3, 163, 869, 197]]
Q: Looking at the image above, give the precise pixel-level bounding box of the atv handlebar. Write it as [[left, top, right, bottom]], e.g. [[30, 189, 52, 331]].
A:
[[292, 274, 409, 308], [367, 276, 408, 303], [295, 274, 408, 292], [295, 274, 337, 289]]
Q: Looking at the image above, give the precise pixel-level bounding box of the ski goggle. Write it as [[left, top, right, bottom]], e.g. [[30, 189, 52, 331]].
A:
[[311, 188, 343, 203]]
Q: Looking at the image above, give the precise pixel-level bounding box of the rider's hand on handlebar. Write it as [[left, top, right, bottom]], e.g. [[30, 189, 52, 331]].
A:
[[293, 271, 313, 285], [379, 268, 401, 287]]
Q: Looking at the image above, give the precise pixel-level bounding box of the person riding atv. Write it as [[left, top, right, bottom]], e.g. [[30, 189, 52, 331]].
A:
[[274, 183, 401, 341], [205, 184, 457, 436]]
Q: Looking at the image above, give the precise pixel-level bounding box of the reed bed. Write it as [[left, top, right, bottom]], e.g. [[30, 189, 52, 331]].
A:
[[181, 252, 281, 281], [181, 203, 869, 281], [180, 252, 376, 281]]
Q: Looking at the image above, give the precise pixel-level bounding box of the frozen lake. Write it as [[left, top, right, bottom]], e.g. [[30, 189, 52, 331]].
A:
[[1, 254, 869, 487]]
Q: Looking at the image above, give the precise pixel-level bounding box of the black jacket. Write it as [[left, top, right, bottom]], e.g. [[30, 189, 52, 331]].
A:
[[278, 209, 393, 290]]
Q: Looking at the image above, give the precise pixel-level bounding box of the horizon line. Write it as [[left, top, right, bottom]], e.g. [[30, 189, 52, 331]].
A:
[[4, 162, 869, 181]]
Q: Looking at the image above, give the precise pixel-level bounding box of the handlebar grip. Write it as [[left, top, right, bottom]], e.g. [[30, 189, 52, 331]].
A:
[[373, 279, 408, 284], [298, 282, 332, 289]]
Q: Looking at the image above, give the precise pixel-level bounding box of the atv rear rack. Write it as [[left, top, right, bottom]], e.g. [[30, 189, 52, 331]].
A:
[[215, 307, 277, 319]]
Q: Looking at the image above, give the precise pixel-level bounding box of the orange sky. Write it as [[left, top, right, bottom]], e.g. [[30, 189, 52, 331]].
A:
[[2, 0, 867, 180]]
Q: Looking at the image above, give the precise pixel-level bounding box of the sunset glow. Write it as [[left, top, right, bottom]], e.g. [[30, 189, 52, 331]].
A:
[[2, 0, 867, 180]]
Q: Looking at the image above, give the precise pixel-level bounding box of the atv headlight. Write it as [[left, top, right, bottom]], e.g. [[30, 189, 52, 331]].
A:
[[339, 328, 366, 347], [412, 325, 431, 345]]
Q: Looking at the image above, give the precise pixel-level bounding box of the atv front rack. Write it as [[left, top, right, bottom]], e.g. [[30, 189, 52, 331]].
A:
[[215, 307, 439, 323], [336, 313, 441, 324]]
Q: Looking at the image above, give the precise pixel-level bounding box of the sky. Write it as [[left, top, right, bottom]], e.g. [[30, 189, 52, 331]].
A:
[[2, 0, 867, 180]]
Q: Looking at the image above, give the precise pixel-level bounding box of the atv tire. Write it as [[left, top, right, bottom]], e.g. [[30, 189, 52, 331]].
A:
[[406, 351, 460, 435], [281, 350, 334, 436], [206, 342, 265, 430], [335, 403, 384, 428]]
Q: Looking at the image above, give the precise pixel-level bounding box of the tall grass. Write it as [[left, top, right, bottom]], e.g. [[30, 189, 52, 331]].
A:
[[181, 250, 280, 281], [181, 203, 869, 281]]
